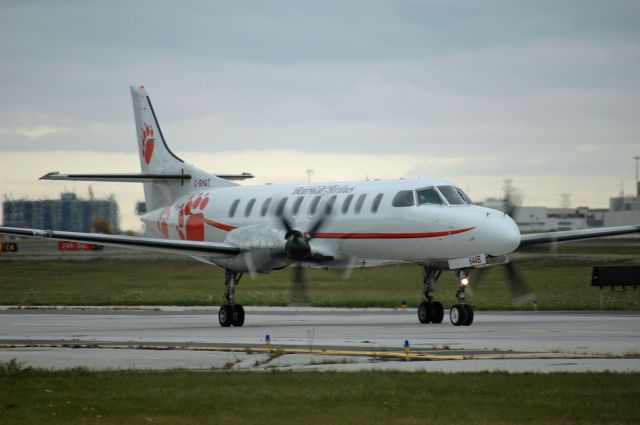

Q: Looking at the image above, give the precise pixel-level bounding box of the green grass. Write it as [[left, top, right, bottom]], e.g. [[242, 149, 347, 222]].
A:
[[0, 257, 638, 310], [1, 364, 638, 425]]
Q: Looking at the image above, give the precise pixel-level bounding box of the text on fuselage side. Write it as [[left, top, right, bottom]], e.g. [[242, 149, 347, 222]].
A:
[[193, 179, 211, 188], [292, 185, 354, 195]]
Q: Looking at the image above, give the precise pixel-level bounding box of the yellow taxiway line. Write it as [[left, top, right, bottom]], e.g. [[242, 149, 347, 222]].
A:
[[0, 342, 607, 361]]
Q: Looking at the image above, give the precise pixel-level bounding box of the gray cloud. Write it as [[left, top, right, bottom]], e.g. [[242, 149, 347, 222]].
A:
[[1, 1, 639, 204]]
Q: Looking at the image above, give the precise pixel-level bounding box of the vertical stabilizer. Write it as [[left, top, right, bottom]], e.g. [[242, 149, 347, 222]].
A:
[[130, 85, 235, 211]]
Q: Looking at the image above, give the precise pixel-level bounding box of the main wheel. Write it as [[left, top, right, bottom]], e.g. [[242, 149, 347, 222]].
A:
[[432, 301, 444, 323], [462, 304, 474, 326], [232, 304, 245, 327], [218, 305, 233, 327], [418, 301, 433, 324], [449, 304, 468, 326]]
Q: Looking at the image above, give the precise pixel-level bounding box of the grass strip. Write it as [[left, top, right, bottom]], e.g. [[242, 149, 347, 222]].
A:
[[1, 363, 638, 425], [1, 258, 639, 310]]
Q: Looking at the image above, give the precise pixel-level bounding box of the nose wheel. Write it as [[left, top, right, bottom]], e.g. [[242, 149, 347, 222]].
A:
[[450, 303, 474, 326], [450, 270, 474, 326]]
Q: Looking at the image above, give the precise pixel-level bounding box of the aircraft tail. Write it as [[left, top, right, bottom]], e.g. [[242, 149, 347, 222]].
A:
[[130, 85, 235, 211]]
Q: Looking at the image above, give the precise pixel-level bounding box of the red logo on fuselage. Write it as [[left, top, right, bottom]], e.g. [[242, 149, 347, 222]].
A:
[[175, 193, 211, 241], [156, 206, 171, 238], [141, 123, 155, 164]]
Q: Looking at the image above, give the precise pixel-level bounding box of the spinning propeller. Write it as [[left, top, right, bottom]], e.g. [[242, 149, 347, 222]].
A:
[[279, 212, 333, 305], [472, 180, 536, 304]]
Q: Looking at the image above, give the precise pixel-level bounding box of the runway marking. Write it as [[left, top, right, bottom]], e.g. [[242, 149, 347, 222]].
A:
[[565, 330, 639, 335], [0, 343, 611, 361]]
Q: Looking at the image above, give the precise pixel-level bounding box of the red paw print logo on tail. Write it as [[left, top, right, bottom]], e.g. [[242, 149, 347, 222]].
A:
[[176, 193, 211, 241], [141, 123, 155, 164]]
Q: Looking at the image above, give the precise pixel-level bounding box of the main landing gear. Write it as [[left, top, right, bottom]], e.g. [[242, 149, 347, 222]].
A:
[[218, 269, 245, 327], [418, 268, 444, 324], [417, 267, 474, 326]]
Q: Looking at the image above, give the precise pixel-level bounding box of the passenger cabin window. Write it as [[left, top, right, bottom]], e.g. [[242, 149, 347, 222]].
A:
[[341, 194, 354, 214], [244, 198, 256, 217], [455, 187, 473, 205], [354, 194, 367, 214], [276, 197, 288, 216], [309, 195, 322, 215], [416, 188, 444, 205], [392, 190, 414, 207], [325, 195, 337, 214], [371, 193, 384, 213], [229, 199, 240, 217], [292, 196, 304, 216], [437, 186, 465, 205], [260, 198, 272, 216]]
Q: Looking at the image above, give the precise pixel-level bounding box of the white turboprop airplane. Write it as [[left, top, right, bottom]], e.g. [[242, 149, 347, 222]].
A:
[[2, 86, 639, 327]]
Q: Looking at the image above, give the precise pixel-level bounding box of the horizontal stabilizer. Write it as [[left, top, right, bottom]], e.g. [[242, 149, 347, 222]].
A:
[[40, 172, 253, 182], [40, 172, 191, 182]]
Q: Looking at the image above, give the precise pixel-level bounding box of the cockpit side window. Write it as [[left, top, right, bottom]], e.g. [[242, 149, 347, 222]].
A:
[[437, 186, 465, 205], [455, 187, 473, 205], [416, 187, 444, 205], [392, 190, 415, 207]]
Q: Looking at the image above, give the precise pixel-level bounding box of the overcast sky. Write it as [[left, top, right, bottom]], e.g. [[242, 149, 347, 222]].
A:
[[1, 1, 639, 230]]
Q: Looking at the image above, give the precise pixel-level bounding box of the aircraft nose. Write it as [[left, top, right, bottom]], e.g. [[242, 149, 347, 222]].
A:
[[500, 213, 521, 254], [479, 208, 521, 255]]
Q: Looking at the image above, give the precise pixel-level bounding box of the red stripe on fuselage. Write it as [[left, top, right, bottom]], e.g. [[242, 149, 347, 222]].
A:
[[204, 219, 474, 239], [313, 227, 475, 239], [204, 218, 237, 232]]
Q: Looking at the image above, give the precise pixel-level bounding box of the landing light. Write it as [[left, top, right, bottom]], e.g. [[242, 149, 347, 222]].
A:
[[461, 278, 469, 286]]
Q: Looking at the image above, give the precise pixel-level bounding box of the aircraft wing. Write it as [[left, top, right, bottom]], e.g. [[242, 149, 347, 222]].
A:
[[0, 227, 240, 257], [519, 225, 640, 248]]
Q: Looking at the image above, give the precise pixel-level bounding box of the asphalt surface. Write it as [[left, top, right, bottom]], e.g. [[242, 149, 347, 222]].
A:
[[1, 306, 639, 372]]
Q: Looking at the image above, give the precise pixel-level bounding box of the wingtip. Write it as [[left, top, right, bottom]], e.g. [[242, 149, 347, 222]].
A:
[[39, 172, 59, 180]]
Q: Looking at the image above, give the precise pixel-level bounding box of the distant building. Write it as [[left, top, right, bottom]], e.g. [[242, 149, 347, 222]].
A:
[[478, 195, 640, 232], [2, 192, 119, 233], [604, 194, 640, 227]]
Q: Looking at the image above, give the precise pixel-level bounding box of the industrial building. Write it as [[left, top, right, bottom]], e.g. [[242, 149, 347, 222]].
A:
[[480, 191, 640, 233], [2, 192, 119, 233]]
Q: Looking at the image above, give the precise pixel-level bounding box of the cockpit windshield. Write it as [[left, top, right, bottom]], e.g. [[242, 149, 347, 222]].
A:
[[455, 187, 473, 204], [436, 186, 466, 205], [416, 187, 444, 205]]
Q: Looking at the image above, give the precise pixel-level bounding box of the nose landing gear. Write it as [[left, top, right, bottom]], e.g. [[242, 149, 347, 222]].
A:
[[450, 270, 474, 326]]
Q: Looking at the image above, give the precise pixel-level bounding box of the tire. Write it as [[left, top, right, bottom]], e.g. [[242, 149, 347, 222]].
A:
[[218, 305, 233, 327], [232, 304, 245, 327], [418, 301, 432, 324], [449, 304, 467, 326], [432, 301, 444, 324], [462, 304, 474, 326]]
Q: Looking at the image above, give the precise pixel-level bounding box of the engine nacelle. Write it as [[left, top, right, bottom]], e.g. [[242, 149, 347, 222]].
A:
[[214, 224, 290, 273]]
